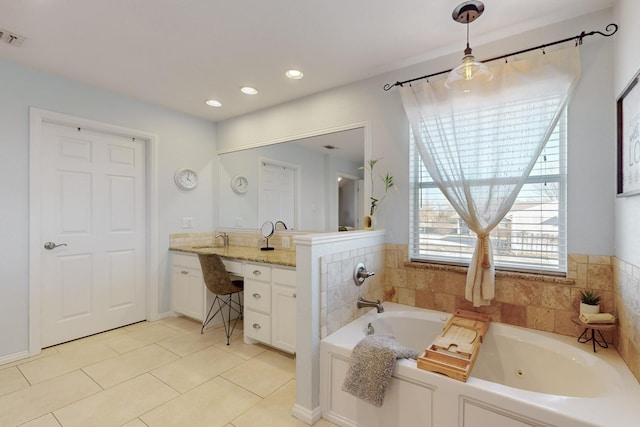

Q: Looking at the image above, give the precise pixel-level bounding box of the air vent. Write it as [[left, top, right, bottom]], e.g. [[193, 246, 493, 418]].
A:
[[0, 28, 25, 47]]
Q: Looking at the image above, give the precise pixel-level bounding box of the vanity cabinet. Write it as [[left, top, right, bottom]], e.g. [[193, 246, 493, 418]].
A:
[[171, 253, 206, 321], [244, 262, 297, 353], [170, 252, 296, 352], [271, 268, 297, 353], [170, 252, 241, 323]]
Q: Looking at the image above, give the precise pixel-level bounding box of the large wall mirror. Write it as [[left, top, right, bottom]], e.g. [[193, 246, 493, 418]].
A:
[[218, 127, 365, 232]]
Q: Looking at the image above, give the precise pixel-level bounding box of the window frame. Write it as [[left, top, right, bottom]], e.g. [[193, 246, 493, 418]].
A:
[[408, 109, 568, 275]]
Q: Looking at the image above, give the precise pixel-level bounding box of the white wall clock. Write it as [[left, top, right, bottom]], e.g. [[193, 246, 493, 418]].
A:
[[231, 175, 248, 194], [174, 168, 198, 191]]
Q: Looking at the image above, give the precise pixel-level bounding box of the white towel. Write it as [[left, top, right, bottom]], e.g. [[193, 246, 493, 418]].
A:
[[342, 334, 418, 407], [579, 313, 615, 324]]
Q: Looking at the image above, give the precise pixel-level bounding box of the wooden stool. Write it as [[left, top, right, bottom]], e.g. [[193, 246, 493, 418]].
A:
[[571, 316, 615, 353]]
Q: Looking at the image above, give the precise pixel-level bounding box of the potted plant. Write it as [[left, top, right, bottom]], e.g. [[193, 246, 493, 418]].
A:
[[579, 290, 601, 315], [361, 158, 394, 230]]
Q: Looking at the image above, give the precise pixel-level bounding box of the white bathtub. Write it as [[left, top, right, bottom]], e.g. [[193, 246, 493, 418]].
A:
[[320, 303, 640, 427]]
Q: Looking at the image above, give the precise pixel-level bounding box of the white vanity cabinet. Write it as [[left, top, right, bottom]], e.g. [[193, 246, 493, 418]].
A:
[[243, 262, 297, 354], [271, 268, 297, 353], [170, 252, 241, 323], [171, 253, 206, 321], [171, 252, 296, 352]]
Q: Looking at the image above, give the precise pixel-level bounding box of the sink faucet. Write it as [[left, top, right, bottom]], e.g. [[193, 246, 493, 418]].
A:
[[357, 297, 384, 313], [214, 232, 229, 248], [274, 220, 287, 230]]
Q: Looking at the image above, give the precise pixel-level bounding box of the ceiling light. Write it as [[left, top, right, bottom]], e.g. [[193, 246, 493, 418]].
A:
[[205, 99, 222, 107], [240, 86, 258, 95], [286, 69, 304, 79], [445, 1, 492, 89]]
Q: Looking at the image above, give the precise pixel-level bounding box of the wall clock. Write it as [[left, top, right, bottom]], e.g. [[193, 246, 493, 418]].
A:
[[174, 168, 198, 191], [231, 175, 248, 194]]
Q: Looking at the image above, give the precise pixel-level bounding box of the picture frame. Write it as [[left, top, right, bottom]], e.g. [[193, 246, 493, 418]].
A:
[[617, 68, 640, 197]]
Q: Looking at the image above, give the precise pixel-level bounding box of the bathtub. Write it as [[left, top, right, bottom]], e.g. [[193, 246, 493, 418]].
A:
[[320, 303, 640, 427]]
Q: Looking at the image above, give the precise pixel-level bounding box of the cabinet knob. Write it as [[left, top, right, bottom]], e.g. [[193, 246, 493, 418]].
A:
[[252, 323, 261, 329], [252, 270, 261, 276], [293, 292, 296, 298], [181, 270, 189, 275], [252, 293, 261, 299]]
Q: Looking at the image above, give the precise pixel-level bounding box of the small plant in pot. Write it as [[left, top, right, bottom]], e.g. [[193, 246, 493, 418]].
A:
[[579, 290, 601, 315]]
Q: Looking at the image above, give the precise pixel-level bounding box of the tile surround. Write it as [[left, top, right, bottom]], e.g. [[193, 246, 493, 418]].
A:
[[614, 257, 640, 382], [382, 245, 614, 337], [320, 244, 386, 338]]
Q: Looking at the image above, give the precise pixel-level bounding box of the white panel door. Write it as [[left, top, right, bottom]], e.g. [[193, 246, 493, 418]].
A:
[[40, 122, 146, 347], [258, 162, 296, 228]]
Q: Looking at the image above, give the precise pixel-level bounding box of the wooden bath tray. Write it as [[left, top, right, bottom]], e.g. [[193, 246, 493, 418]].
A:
[[417, 309, 491, 382]]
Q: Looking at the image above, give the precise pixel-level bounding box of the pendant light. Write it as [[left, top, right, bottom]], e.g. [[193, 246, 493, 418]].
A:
[[445, 1, 492, 89]]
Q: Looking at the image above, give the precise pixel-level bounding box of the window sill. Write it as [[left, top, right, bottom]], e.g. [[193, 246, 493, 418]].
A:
[[404, 261, 575, 285]]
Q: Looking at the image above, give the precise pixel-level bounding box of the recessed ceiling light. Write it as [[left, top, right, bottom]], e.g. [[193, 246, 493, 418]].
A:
[[240, 86, 258, 95], [286, 69, 304, 79], [205, 99, 222, 107]]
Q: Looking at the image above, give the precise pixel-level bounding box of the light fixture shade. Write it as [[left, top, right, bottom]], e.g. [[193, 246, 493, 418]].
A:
[[445, 52, 492, 89]]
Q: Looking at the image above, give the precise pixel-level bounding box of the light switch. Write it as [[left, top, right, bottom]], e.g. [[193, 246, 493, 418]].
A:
[[182, 217, 193, 228], [282, 236, 291, 249]]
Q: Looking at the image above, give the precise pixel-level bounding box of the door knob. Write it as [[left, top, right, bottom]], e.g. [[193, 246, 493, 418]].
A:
[[44, 242, 68, 250]]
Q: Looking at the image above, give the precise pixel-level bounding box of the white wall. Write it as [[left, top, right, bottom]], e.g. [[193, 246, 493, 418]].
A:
[[217, 9, 617, 254], [614, 0, 640, 266], [0, 59, 217, 359]]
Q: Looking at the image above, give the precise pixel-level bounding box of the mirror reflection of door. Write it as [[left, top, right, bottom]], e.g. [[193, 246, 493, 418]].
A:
[[258, 160, 297, 229], [338, 175, 364, 231]]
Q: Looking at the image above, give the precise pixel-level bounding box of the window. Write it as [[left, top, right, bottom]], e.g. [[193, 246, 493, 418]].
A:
[[409, 108, 567, 274]]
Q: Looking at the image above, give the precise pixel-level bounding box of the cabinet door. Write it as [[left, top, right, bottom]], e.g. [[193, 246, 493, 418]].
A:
[[272, 284, 296, 353], [171, 264, 204, 321]]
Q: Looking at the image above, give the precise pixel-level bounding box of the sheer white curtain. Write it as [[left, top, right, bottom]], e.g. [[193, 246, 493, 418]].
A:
[[400, 47, 580, 306]]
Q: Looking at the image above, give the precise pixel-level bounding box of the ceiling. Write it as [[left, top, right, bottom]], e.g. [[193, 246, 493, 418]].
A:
[[0, 0, 614, 122]]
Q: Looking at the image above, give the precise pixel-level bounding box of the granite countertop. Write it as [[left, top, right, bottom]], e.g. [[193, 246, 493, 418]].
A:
[[169, 245, 296, 267]]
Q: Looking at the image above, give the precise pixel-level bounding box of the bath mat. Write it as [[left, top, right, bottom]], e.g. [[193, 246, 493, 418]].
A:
[[342, 334, 418, 407]]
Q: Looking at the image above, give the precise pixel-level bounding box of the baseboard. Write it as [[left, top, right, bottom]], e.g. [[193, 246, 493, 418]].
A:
[[0, 350, 31, 367], [291, 403, 322, 425]]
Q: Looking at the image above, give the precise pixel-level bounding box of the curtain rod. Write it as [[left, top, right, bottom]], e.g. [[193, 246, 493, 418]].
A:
[[383, 23, 618, 91]]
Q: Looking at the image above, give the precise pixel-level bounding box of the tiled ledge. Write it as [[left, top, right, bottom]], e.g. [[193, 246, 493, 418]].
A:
[[404, 261, 575, 285]]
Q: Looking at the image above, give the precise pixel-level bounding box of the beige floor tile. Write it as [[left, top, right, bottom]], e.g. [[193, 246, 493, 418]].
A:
[[141, 376, 261, 427], [18, 342, 118, 384], [0, 370, 100, 426], [222, 350, 296, 398], [157, 327, 228, 357], [120, 418, 147, 427], [17, 413, 61, 427], [216, 337, 267, 360], [0, 348, 59, 371], [83, 344, 180, 389], [0, 366, 29, 397], [157, 316, 203, 333], [151, 346, 244, 393], [103, 323, 182, 354], [231, 380, 339, 427], [53, 373, 179, 427]]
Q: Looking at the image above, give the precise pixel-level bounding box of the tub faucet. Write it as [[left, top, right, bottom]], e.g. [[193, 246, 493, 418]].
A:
[[214, 232, 229, 248], [357, 297, 384, 313]]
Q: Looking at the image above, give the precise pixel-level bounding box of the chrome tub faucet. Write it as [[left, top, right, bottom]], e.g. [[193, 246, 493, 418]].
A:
[[357, 297, 384, 313]]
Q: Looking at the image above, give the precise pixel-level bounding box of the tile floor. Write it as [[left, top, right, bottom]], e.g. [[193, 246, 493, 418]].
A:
[[0, 317, 338, 427]]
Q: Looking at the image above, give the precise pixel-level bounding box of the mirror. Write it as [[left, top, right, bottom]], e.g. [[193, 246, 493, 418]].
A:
[[218, 127, 365, 232], [260, 221, 275, 251]]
